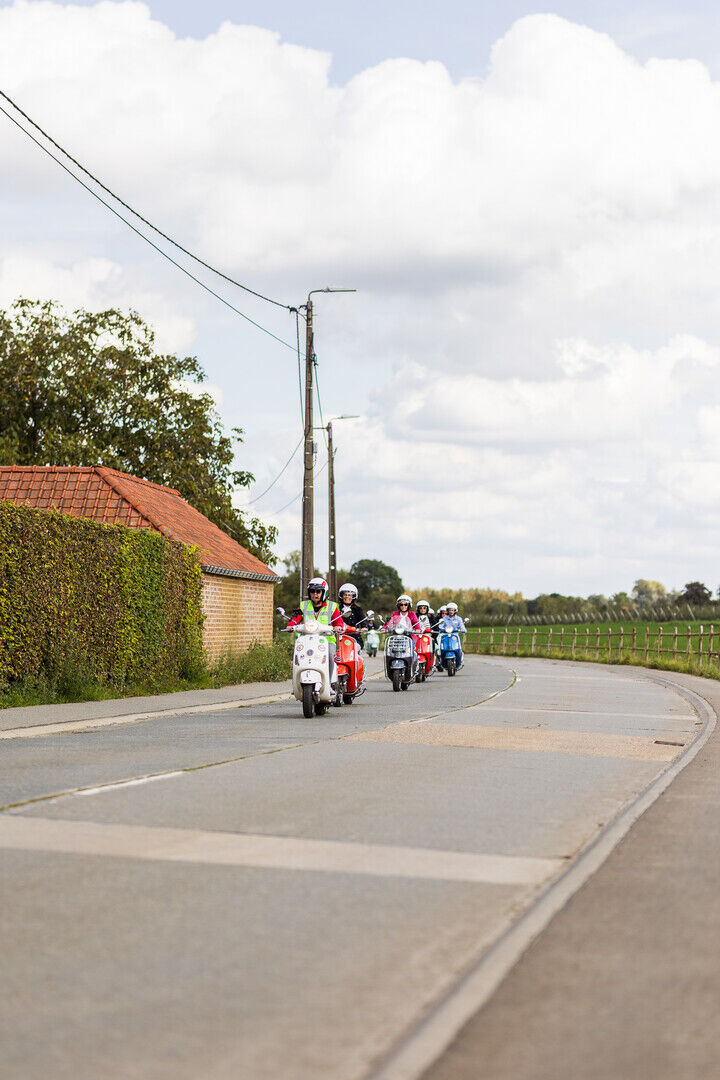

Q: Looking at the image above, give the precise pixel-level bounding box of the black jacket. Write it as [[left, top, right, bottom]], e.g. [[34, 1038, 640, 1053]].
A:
[[339, 602, 366, 628]]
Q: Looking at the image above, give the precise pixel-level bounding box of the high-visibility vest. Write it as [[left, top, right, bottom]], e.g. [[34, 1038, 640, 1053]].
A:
[[299, 600, 340, 644]]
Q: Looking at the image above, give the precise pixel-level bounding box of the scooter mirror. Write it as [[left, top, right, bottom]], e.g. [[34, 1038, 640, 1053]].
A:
[[367, 610, 374, 617], [276, 607, 286, 616]]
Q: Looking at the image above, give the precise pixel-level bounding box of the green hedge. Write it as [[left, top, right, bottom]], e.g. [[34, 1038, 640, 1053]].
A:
[[0, 502, 204, 686]]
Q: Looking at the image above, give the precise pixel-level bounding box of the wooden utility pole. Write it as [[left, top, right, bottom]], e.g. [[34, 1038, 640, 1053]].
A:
[[327, 421, 337, 600], [301, 300, 314, 589]]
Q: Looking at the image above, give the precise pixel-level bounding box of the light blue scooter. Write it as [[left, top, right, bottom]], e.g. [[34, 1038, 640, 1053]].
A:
[[438, 630, 462, 676]]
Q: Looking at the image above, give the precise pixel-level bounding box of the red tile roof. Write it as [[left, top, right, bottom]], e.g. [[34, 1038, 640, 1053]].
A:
[[0, 466, 278, 581]]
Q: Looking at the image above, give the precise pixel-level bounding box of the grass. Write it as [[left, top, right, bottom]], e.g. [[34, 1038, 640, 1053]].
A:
[[466, 620, 720, 681], [0, 637, 293, 711]]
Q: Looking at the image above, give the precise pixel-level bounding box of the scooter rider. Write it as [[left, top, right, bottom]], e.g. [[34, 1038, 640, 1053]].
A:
[[338, 582, 367, 650], [382, 594, 422, 633], [287, 578, 347, 676], [437, 602, 467, 668], [433, 605, 447, 669], [416, 599, 432, 630]]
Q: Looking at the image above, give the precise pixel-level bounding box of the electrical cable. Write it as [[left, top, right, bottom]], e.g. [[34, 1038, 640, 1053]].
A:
[[0, 101, 296, 351], [314, 357, 329, 448], [295, 309, 304, 427], [241, 434, 303, 506], [0, 88, 289, 310], [271, 456, 328, 515]]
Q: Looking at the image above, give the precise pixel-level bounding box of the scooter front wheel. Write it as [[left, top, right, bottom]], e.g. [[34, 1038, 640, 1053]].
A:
[[315, 701, 328, 715], [447, 659, 456, 676], [343, 693, 354, 705], [302, 684, 314, 717], [401, 682, 409, 690], [392, 670, 402, 692]]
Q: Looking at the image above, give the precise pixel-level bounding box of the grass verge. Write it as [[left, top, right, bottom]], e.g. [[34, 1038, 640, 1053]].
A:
[[0, 638, 293, 710], [470, 643, 720, 681]]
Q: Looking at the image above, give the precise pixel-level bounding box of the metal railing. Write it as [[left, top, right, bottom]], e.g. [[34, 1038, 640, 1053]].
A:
[[469, 624, 720, 668]]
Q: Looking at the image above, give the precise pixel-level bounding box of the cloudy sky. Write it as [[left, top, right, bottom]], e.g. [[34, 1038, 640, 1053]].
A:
[[3, 0, 720, 596]]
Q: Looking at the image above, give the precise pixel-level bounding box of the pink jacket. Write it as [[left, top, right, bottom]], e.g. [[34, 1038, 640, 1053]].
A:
[[382, 610, 421, 632]]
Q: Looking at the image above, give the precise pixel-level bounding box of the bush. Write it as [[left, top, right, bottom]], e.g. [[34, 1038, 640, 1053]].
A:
[[0, 502, 204, 687]]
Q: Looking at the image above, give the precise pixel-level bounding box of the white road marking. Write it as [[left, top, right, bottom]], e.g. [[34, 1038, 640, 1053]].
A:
[[0, 816, 564, 886]]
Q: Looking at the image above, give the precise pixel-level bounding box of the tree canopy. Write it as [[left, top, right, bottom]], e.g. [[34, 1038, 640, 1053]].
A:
[[0, 299, 276, 563]]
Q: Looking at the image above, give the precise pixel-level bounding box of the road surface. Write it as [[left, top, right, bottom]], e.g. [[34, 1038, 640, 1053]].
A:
[[0, 656, 713, 1079]]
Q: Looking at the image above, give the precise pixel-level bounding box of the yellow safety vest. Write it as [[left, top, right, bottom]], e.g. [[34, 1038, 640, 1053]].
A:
[[300, 600, 340, 644]]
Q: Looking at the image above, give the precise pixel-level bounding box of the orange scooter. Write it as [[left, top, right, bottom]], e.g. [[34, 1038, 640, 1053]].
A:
[[334, 611, 374, 706]]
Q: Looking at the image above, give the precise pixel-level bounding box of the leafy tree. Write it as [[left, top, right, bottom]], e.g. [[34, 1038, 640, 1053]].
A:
[[274, 550, 304, 615], [632, 579, 666, 605], [679, 581, 712, 605], [349, 558, 403, 616], [0, 299, 276, 563]]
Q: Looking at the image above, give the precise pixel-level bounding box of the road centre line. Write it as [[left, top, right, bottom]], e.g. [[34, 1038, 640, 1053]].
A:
[[351, 722, 683, 761], [0, 815, 564, 886]]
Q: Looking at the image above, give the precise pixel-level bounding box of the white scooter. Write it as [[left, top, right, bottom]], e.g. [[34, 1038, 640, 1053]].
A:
[[278, 607, 336, 718]]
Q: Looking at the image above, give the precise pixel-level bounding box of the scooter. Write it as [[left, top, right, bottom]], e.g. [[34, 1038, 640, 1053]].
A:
[[277, 607, 336, 717], [414, 630, 435, 682], [438, 630, 463, 676], [334, 611, 375, 706], [365, 628, 380, 658], [384, 615, 420, 692]]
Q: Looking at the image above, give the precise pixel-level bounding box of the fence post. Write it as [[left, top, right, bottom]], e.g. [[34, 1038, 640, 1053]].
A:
[[585, 626, 589, 655], [711, 625, 715, 663], [595, 625, 600, 659], [632, 625, 637, 657], [503, 626, 508, 656], [531, 626, 537, 655], [686, 624, 691, 660], [607, 626, 611, 658], [490, 627, 495, 653], [644, 626, 649, 662], [516, 627, 521, 654], [619, 625, 624, 659], [658, 625, 663, 660], [559, 626, 564, 654], [572, 626, 577, 657], [673, 625, 678, 660]]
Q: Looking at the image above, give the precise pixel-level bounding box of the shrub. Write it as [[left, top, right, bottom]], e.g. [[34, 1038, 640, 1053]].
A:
[[0, 502, 204, 687]]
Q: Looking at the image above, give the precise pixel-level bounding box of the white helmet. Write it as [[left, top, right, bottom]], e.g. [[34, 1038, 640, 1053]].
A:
[[416, 598, 430, 612], [338, 583, 358, 602], [446, 602, 458, 614], [438, 605, 448, 613], [307, 577, 329, 602], [396, 594, 412, 607]]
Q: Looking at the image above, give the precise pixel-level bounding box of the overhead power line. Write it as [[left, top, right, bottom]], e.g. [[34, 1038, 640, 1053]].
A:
[[0, 89, 289, 310], [241, 434, 303, 506], [272, 456, 328, 515], [0, 98, 295, 351]]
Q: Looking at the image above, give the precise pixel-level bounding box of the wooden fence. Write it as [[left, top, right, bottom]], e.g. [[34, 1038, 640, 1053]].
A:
[[469, 625, 720, 668]]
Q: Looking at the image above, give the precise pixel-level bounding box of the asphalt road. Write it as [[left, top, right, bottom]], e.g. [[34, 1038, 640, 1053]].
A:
[[0, 656, 710, 1079]]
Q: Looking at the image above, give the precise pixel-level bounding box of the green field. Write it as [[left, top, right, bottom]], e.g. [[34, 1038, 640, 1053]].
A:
[[464, 620, 720, 678]]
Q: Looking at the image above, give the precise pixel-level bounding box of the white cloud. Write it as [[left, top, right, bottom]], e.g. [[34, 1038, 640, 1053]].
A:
[[3, 3, 720, 592]]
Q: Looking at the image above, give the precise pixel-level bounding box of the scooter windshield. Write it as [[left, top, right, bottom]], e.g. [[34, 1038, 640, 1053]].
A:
[[394, 615, 413, 632]]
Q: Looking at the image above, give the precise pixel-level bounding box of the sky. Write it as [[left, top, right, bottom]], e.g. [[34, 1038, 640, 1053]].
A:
[[2, 0, 720, 596]]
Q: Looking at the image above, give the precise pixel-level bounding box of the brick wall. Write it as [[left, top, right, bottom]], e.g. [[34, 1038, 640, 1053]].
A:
[[201, 574, 275, 660]]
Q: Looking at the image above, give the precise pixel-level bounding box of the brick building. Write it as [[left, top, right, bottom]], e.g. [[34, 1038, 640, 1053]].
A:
[[0, 466, 279, 659]]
